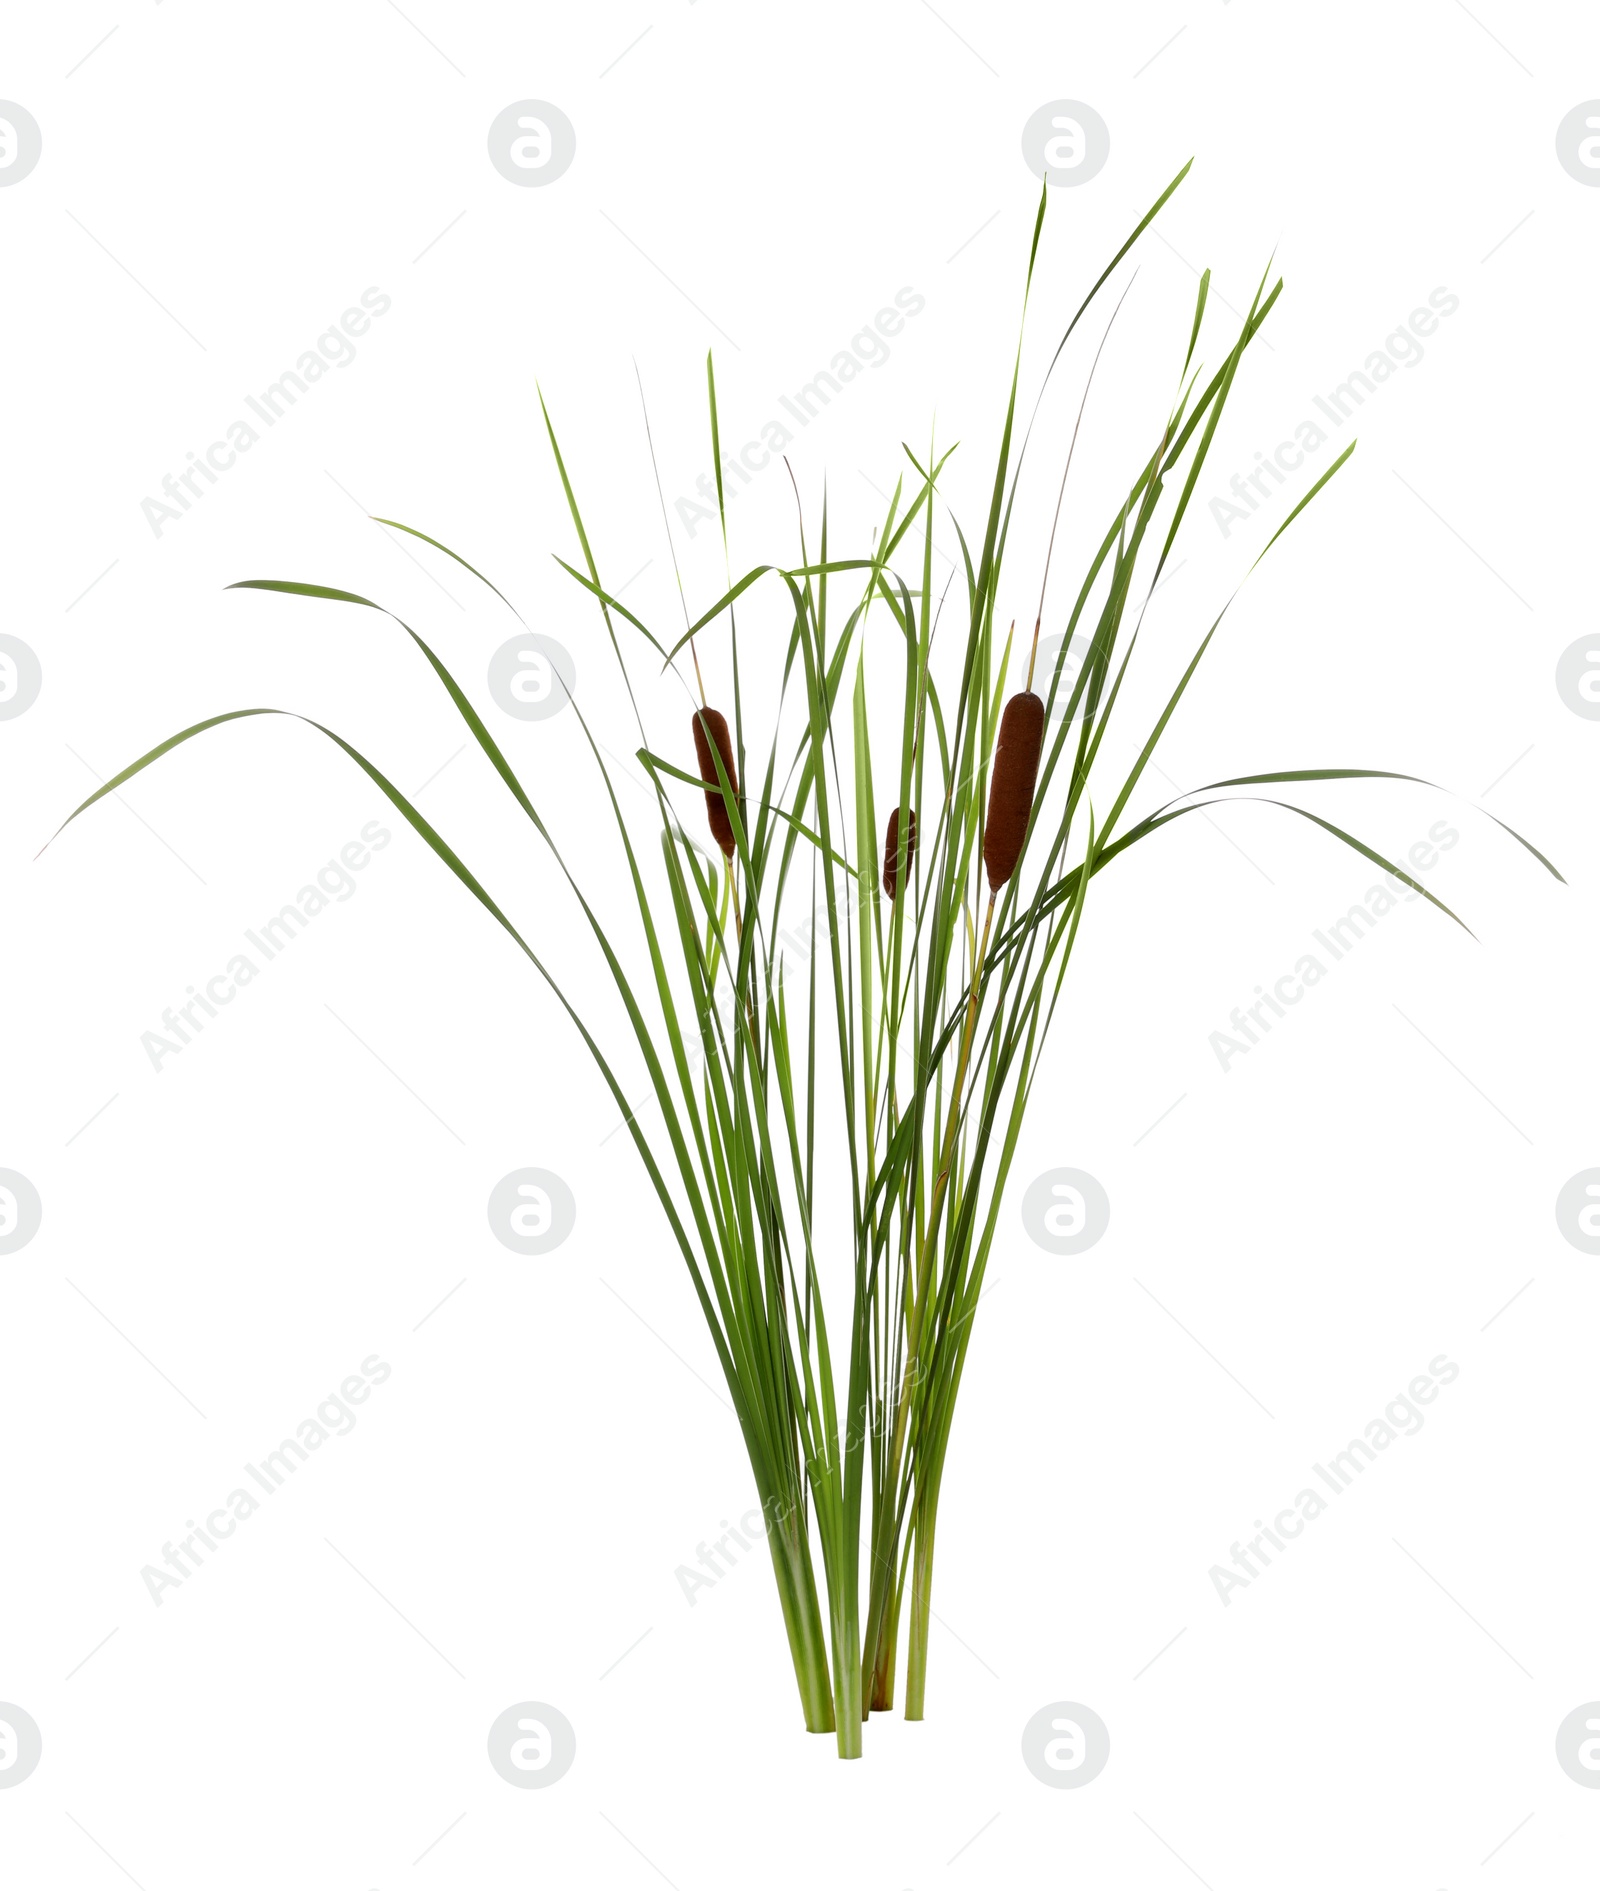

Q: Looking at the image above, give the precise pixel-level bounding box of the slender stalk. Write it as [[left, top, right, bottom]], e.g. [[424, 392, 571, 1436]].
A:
[[904, 1488, 942, 1719]]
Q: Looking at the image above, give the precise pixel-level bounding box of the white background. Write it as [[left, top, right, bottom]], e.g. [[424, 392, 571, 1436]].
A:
[[3, 3, 1598, 1885]]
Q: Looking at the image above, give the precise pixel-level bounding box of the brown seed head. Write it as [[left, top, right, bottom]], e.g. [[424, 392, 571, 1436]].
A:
[[692, 707, 740, 858], [882, 806, 918, 901], [983, 691, 1044, 892]]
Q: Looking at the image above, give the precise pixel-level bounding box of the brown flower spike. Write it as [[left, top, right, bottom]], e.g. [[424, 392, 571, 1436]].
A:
[[692, 707, 740, 858], [882, 807, 918, 901], [983, 691, 1044, 892]]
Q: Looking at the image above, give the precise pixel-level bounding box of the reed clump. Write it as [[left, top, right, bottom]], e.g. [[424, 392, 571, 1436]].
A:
[[49, 166, 1561, 1759]]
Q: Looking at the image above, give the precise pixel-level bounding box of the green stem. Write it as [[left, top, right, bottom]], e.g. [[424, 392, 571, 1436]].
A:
[[766, 1511, 835, 1734], [830, 1589, 863, 1757], [904, 1497, 940, 1721]]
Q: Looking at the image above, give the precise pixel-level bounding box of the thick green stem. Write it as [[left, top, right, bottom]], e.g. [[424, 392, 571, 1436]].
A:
[[904, 1501, 940, 1720], [830, 1591, 863, 1757], [766, 1513, 835, 1734]]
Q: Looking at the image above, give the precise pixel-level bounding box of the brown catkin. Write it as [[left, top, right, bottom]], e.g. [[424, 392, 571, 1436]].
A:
[[882, 807, 918, 900], [983, 691, 1045, 891], [692, 707, 740, 858]]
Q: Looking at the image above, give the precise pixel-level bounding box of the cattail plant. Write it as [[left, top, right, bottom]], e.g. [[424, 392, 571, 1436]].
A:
[[48, 166, 1561, 1757]]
